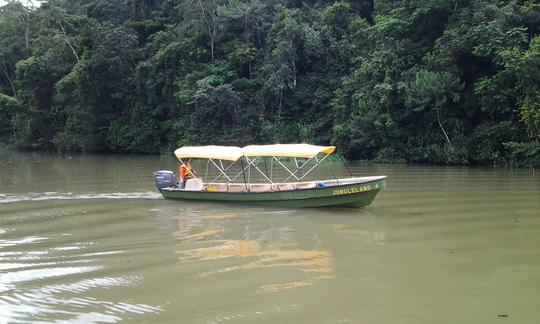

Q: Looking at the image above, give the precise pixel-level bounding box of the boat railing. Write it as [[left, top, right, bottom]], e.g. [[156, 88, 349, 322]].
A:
[[203, 181, 318, 193]]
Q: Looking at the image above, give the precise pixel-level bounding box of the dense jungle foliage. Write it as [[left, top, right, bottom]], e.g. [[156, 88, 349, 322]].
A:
[[0, 0, 539, 166]]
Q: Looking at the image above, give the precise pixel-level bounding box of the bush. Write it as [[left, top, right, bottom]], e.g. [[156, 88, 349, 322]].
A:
[[467, 121, 522, 165], [503, 141, 540, 168], [408, 144, 468, 165], [0, 94, 21, 141], [372, 147, 407, 164]]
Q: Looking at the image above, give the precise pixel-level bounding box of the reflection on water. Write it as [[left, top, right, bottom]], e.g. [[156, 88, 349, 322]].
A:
[[171, 209, 333, 295], [176, 235, 333, 294], [1, 152, 540, 323], [332, 224, 386, 246]]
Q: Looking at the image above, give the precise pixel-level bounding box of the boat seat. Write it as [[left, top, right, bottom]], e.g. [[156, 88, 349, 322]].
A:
[[203, 181, 317, 192], [293, 182, 317, 189], [249, 184, 273, 192], [228, 183, 249, 192], [185, 178, 204, 191], [205, 183, 229, 192], [277, 183, 295, 191]]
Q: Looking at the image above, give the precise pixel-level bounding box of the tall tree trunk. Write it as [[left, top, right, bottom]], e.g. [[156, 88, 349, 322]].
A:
[[16, 15, 29, 49], [197, 0, 217, 61], [25, 0, 30, 48], [436, 104, 452, 147], [1, 57, 17, 97], [210, 39, 214, 61], [58, 21, 80, 63], [210, 8, 217, 61], [292, 61, 296, 87]]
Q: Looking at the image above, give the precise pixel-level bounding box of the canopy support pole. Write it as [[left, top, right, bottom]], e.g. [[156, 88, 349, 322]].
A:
[[205, 159, 209, 182], [240, 157, 249, 191], [209, 159, 232, 182], [296, 153, 332, 181], [273, 157, 300, 181], [344, 160, 353, 176], [270, 158, 273, 181], [283, 157, 314, 182], [245, 157, 275, 185], [264, 158, 270, 182], [210, 160, 238, 183], [230, 157, 258, 182], [248, 159, 251, 186]]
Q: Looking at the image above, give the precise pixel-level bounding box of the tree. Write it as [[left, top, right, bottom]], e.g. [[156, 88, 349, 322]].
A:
[[406, 70, 463, 147], [0, 0, 539, 167], [0, 93, 21, 141], [503, 35, 540, 139], [0, 1, 33, 97]]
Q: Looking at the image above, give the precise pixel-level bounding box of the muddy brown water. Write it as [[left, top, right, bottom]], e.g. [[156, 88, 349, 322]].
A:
[[1, 152, 539, 323]]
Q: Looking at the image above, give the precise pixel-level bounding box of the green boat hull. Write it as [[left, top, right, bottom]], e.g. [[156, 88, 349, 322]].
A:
[[159, 177, 386, 208]]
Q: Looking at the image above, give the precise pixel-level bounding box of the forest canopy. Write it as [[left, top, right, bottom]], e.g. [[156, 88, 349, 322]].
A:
[[0, 0, 539, 166]]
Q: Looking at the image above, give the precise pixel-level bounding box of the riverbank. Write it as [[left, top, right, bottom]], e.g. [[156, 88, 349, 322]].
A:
[[2, 144, 538, 169]]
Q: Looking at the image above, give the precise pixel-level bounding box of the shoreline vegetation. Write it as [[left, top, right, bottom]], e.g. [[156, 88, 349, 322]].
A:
[[0, 0, 539, 168], [1, 143, 537, 171]]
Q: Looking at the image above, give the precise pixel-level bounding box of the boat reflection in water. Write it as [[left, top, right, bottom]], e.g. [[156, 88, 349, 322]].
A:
[[170, 207, 335, 295]]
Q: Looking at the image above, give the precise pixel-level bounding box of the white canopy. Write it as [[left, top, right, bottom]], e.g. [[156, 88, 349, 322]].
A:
[[174, 146, 244, 161], [243, 144, 336, 158], [174, 144, 336, 161]]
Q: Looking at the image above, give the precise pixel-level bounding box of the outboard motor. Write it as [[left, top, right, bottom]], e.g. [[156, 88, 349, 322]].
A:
[[154, 170, 176, 189]]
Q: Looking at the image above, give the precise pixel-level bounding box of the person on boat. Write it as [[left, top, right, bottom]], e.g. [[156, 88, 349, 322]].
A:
[[179, 162, 196, 189]]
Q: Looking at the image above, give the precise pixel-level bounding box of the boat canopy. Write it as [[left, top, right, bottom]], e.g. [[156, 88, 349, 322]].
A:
[[174, 143, 339, 185], [242, 144, 335, 158], [174, 144, 336, 162], [174, 146, 243, 161]]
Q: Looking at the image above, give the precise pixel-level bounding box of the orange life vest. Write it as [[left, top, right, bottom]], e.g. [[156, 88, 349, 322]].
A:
[[179, 163, 193, 182], [185, 164, 194, 180], [180, 164, 187, 179]]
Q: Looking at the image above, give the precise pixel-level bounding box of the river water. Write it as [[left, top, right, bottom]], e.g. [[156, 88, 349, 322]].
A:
[[0, 152, 539, 323]]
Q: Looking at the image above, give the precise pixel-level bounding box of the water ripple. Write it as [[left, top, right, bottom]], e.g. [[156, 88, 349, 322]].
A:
[[0, 264, 162, 322], [0, 192, 162, 204]]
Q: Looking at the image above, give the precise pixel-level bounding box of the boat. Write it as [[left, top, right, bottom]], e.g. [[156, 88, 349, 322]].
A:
[[154, 144, 386, 208]]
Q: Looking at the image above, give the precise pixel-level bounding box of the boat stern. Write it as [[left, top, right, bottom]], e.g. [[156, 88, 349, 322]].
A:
[[154, 170, 177, 191]]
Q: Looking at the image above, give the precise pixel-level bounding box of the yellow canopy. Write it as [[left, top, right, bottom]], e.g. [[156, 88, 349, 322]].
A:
[[242, 144, 336, 158], [174, 146, 244, 161], [174, 144, 336, 161]]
